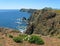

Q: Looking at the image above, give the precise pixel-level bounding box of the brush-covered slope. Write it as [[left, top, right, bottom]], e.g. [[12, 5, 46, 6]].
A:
[[25, 8, 60, 36]]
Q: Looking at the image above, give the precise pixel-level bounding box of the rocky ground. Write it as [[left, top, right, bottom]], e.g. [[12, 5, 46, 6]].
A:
[[0, 28, 60, 46], [25, 8, 60, 36]]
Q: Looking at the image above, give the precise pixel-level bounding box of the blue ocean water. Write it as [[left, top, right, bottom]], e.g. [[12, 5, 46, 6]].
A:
[[0, 9, 30, 31]]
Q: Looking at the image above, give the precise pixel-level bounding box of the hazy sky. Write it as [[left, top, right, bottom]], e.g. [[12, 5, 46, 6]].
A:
[[0, 0, 60, 9]]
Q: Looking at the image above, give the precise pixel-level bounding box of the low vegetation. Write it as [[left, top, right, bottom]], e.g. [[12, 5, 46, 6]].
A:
[[13, 36, 23, 43], [9, 34, 13, 38], [28, 35, 44, 45], [12, 34, 44, 45]]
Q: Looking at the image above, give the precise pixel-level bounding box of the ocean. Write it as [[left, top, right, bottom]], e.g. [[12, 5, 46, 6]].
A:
[[0, 9, 30, 32]]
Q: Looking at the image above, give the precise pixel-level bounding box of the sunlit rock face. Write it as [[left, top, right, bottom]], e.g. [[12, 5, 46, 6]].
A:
[[25, 8, 60, 36]]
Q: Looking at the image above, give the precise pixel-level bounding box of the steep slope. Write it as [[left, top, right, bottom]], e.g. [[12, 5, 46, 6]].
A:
[[25, 8, 60, 36]]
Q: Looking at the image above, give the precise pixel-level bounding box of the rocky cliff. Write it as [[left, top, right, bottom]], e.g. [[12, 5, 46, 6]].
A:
[[25, 8, 60, 36], [20, 8, 37, 13]]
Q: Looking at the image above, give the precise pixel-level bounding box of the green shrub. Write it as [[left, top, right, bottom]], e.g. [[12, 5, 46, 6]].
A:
[[24, 36, 28, 41], [13, 37, 23, 43], [28, 35, 44, 45], [9, 34, 13, 38], [23, 35, 30, 41]]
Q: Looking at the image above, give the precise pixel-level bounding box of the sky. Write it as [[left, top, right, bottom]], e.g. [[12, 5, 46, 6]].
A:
[[0, 0, 60, 9]]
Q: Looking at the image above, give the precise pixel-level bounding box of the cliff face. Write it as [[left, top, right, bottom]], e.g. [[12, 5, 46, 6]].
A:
[[25, 8, 60, 36]]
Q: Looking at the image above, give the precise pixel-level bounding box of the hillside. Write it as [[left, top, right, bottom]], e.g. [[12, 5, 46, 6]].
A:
[[0, 28, 60, 46], [25, 8, 60, 36]]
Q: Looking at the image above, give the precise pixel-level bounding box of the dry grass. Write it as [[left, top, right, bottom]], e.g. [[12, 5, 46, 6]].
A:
[[55, 10, 60, 14], [0, 27, 60, 46], [0, 32, 60, 46]]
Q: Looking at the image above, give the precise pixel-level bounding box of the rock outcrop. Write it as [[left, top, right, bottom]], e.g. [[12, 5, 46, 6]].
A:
[[25, 8, 60, 36]]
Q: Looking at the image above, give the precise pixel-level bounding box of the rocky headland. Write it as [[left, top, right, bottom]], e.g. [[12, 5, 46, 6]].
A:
[[25, 8, 60, 36]]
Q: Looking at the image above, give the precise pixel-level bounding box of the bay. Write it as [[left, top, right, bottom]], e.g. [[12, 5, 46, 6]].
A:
[[0, 9, 30, 32]]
